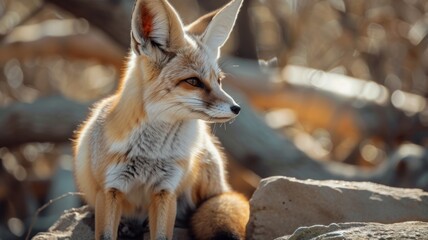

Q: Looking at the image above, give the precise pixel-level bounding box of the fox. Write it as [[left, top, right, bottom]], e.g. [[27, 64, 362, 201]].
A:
[[72, 0, 249, 239]]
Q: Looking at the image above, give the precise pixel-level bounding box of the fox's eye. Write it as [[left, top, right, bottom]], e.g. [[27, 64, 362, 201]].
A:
[[184, 78, 205, 89]]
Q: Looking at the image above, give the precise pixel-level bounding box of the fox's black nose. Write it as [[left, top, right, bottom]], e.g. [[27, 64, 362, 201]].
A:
[[230, 105, 241, 114]]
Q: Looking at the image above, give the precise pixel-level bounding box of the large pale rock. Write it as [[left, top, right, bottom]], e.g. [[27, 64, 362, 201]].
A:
[[33, 206, 189, 240], [247, 176, 428, 240], [275, 221, 428, 240]]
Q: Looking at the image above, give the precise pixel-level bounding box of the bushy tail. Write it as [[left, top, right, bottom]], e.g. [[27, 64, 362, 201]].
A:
[[191, 192, 249, 240]]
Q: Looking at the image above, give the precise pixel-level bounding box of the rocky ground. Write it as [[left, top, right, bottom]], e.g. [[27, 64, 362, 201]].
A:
[[34, 177, 428, 240], [277, 222, 428, 240], [247, 177, 428, 239]]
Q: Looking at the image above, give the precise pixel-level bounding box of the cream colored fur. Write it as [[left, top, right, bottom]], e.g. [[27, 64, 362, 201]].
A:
[[73, 0, 244, 240]]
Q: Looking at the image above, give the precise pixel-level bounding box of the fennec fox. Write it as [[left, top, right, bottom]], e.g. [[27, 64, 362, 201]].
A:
[[73, 0, 249, 239]]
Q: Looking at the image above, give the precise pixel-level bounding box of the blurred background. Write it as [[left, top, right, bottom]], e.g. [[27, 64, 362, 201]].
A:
[[1, 0, 428, 239]]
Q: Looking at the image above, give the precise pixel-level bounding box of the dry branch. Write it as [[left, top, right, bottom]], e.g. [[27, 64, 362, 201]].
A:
[[45, 0, 132, 49], [0, 96, 90, 147], [0, 33, 124, 68], [280, 65, 427, 143], [0, 0, 44, 42]]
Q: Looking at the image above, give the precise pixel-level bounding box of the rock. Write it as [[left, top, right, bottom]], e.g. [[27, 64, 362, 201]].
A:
[[275, 221, 428, 240], [33, 206, 94, 240], [372, 143, 428, 191], [246, 176, 428, 240], [33, 206, 189, 240]]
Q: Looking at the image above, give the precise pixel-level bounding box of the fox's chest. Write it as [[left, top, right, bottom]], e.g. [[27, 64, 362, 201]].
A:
[[104, 120, 202, 195]]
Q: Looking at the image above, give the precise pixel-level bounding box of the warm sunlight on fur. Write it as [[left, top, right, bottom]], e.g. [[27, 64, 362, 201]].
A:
[[73, 0, 248, 240]]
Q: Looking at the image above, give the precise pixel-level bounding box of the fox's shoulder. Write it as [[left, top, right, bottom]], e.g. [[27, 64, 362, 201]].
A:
[[73, 95, 117, 151], [78, 95, 116, 130], [89, 95, 118, 123]]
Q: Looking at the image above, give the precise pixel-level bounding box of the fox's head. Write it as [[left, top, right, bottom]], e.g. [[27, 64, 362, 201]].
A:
[[125, 0, 243, 123]]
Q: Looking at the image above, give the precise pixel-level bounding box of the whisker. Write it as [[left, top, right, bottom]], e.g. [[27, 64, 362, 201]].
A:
[[212, 123, 217, 134], [185, 97, 214, 107], [152, 102, 182, 119]]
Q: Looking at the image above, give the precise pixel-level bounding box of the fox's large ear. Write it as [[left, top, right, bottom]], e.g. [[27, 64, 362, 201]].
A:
[[186, 0, 243, 58], [131, 0, 185, 60]]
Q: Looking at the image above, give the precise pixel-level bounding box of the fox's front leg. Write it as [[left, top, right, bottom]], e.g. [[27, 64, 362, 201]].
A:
[[148, 190, 177, 240], [95, 189, 123, 240]]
